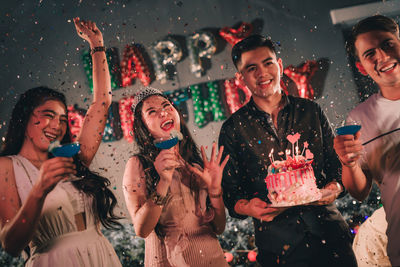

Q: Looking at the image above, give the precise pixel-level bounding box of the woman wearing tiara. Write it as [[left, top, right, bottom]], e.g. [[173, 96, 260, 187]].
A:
[[123, 87, 229, 266]]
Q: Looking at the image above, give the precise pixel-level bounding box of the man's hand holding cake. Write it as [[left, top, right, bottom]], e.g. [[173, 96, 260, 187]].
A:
[[234, 198, 287, 223]]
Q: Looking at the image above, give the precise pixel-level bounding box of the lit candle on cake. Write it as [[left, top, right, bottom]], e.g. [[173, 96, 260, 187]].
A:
[[285, 149, 291, 160], [295, 133, 300, 158], [269, 148, 275, 164]]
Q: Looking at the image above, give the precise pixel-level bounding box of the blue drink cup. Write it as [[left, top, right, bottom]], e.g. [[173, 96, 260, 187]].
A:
[[153, 130, 183, 150], [49, 141, 82, 182], [335, 122, 362, 161], [154, 137, 179, 149], [336, 125, 361, 135], [50, 142, 81, 157]]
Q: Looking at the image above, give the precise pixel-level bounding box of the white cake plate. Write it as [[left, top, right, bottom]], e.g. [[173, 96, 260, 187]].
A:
[[268, 187, 342, 208]]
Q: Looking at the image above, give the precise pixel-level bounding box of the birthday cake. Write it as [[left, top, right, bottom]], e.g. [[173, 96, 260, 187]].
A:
[[264, 133, 322, 206], [265, 156, 322, 206]]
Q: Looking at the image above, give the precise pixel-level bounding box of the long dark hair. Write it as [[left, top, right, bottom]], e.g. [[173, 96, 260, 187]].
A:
[[1, 86, 122, 230], [133, 95, 203, 197]]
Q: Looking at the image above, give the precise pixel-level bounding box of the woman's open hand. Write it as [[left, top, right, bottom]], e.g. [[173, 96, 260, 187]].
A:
[[189, 143, 229, 195]]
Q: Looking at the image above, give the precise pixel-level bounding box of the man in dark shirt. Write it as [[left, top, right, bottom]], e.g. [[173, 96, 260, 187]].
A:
[[218, 34, 356, 266]]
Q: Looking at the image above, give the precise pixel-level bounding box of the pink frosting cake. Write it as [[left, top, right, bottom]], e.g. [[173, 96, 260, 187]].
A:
[[265, 156, 322, 206]]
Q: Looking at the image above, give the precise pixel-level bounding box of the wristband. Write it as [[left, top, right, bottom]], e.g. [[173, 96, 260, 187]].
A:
[[90, 46, 106, 55]]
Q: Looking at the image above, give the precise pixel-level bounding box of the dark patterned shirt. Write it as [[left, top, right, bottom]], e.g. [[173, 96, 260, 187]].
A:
[[219, 94, 351, 254]]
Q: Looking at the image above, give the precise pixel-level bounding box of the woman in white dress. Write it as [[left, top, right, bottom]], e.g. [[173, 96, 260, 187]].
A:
[[0, 18, 122, 266]]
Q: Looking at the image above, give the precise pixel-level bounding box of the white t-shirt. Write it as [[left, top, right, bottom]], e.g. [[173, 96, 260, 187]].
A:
[[347, 91, 400, 266]]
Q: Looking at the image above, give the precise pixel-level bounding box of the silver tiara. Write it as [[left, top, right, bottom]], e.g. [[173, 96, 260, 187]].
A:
[[131, 87, 165, 113]]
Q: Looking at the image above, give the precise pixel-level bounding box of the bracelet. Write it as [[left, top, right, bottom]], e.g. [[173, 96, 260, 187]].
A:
[[90, 46, 106, 55], [208, 189, 223, 199], [150, 191, 169, 206]]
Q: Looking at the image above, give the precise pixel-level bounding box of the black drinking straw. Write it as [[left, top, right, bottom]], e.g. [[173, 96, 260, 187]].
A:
[[362, 127, 400, 146]]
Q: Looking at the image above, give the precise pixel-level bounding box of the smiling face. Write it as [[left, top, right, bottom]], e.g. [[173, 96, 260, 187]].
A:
[[141, 95, 181, 140], [355, 30, 400, 91], [25, 100, 68, 152], [236, 46, 283, 99]]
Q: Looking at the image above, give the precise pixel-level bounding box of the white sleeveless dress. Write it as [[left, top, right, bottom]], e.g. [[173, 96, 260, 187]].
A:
[[9, 155, 121, 267]]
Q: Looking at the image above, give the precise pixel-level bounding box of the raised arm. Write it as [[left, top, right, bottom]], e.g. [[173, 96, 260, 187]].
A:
[[73, 17, 112, 166], [188, 143, 229, 234]]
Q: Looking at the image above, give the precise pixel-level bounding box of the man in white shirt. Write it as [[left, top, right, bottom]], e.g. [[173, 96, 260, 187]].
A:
[[334, 15, 400, 266]]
